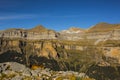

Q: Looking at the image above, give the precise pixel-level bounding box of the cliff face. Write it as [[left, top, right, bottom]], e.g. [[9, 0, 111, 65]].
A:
[[59, 27, 85, 40], [0, 23, 120, 41], [0, 38, 120, 66], [0, 25, 57, 40], [85, 23, 120, 40], [0, 23, 120, 65]]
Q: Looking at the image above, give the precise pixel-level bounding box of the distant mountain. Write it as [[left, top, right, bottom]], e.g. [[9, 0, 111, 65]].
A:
[[26, 25, 56, 34], [87, 22, 120, 32], [27, 25, 48, 32], [60, 27, 85, 34], [2, 28, 25, 32]]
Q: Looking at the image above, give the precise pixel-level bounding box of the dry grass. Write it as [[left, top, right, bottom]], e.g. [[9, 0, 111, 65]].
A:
[[87, 22, 120, 33]]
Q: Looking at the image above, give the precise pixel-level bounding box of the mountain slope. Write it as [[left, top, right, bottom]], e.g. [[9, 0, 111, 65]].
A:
[[27, 25, 55, 33], [87, 22, 120, 32]]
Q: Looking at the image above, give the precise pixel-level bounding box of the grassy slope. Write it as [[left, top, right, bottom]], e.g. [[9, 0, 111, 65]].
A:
[[87, 22, 120, 33]]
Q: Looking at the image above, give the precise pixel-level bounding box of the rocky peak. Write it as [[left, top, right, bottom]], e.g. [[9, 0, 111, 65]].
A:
[[60, 27, 85, 34], [27, 25, 48, 32], [69, 27, 83, 31]]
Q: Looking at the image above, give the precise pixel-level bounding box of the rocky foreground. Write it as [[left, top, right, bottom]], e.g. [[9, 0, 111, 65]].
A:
[[0, 62, 95, 80]]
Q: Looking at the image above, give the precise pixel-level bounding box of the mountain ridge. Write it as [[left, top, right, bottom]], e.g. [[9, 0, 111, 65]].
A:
[[87, 22, 120, 32], [0, 22, 120, 41], [0, 22, 120, 33]]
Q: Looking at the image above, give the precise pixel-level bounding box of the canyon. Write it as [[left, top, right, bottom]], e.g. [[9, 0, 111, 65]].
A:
[[0, 22, 120, 80]]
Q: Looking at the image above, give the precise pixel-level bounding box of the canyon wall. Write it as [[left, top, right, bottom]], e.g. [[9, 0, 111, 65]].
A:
[[0, 26, 120, 41]]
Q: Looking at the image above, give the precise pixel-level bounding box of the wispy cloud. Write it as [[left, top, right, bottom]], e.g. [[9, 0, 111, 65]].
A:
[[40, 14, 84, 18], [38, 14, 94, 18], [0, 13, 93, 20], [0, 14, 38, 20]]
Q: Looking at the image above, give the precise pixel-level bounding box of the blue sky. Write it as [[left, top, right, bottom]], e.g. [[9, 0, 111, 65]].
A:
[[0, 0, 120, 31]]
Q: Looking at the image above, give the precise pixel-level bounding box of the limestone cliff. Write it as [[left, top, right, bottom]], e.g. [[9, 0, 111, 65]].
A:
[[0, 25, 57, 40], [59, 27, 85, 40], [1, 23, 120, 41]]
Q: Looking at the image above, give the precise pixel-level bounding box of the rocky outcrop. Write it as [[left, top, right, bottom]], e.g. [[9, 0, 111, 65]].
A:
[[0, 62, 95, 80], [102, 47, 120, 63], [40, 41, 58, 58], [0, 39, 21, 54], [0, 28, 26, 38]]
